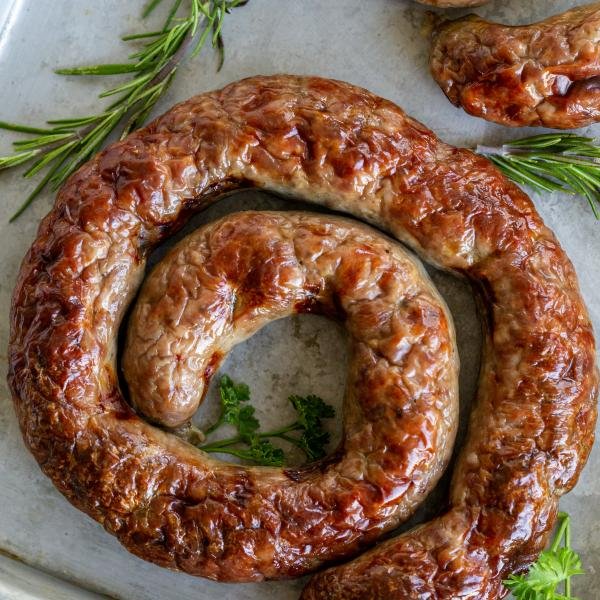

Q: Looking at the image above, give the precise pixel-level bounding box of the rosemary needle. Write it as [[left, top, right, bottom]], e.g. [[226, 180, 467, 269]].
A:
[[476, 133, 600, 219], [0, 0, 247, 222]]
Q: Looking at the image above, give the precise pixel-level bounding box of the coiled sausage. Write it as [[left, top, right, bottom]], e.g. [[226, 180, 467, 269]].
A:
[[8, 75, 597, 598]]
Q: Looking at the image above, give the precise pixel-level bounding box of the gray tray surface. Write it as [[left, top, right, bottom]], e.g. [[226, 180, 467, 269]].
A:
[[0, 1, 598, 598]]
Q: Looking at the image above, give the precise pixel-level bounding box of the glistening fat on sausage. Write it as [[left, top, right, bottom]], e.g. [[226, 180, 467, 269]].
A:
[[430, 3, 600, 128], [122, 209, 459, 575], [8, 75, 598, 599]]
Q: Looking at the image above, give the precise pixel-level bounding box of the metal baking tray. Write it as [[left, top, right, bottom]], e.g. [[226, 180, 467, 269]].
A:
[[1, 1, 598, 598]]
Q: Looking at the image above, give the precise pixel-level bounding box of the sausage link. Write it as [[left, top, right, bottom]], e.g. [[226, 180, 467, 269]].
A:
[[8, 75, 597, 597], [430, 3, 600, 128]]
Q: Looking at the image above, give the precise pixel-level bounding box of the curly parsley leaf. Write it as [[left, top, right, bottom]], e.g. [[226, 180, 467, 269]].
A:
[[204, 374, 252, 434], [289, 394, 335, 460], [238, 438, 285, 467], [504, 512, 584, 599], [199, 375, 335, 466], [220, 374, 250, 419], [236, 404, 260, 441]]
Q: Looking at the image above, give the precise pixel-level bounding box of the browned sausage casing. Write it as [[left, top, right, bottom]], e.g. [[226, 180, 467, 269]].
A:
[[8, 75, 598, 598], [123, 210, 458, 443], [430, 3, 600, 128], [119, 207, 460, 574]]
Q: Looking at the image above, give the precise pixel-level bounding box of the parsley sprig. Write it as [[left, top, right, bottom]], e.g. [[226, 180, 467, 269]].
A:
[[504, 512, 584, 599], [198, 375, 335, 466], [0, 0, 247, 222], [477, 133, 600, 219]]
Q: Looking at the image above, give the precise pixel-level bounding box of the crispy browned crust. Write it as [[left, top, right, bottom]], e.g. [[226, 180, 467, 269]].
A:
[[430, 3, 600, 128], [119, 207, 460, 575], [8, 75, 598, 597]]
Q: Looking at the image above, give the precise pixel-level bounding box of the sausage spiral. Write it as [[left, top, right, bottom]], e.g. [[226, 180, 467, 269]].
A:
[[430, 3, 600, 128], [8, 75, 598, 598]]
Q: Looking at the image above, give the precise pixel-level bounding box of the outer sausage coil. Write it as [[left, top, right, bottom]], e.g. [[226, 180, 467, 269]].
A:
[[8, 75, 597, 598]]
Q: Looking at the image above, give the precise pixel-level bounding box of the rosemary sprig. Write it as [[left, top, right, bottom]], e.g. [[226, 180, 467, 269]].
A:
[[0, 0, 247, 222], [477, 133, 600, 219]]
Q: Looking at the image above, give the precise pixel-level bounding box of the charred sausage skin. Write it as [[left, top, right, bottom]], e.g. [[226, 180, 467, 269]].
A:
[[430, 3, 600, 128], [8, 75, 598, 597]]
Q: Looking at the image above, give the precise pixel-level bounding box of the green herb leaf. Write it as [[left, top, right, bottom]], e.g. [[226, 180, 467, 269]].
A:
[[0, 121, 55, 135], [221, 375, 251, 417], [143, 0, 166, 18], [0, 149, 41, 169], [476, 133, 600, 219], [0, 0, 248, 221], [199, 375, 335, 466], [504, 512, 584, 599], [289, 394, 335, 460], [235, 404, 260, 439], [55, 64, 144, 76], [239, 438, 285, 467], [200, 375, 282, 466]]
